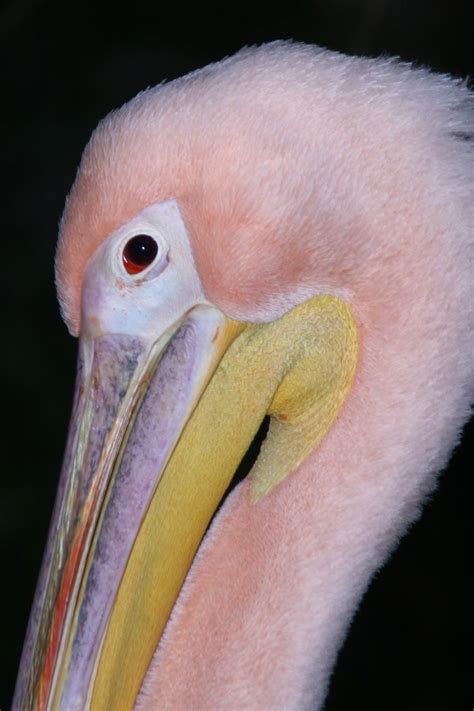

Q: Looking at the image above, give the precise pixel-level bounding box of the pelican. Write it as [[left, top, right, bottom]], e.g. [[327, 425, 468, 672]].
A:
[[14, 41, 473, 710]]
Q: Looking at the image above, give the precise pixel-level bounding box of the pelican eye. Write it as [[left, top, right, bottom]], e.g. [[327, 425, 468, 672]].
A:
[[122, 234, 158, 275]]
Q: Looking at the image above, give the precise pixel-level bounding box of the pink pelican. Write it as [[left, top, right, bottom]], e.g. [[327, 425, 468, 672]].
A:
[[13, 41, 473, 710]]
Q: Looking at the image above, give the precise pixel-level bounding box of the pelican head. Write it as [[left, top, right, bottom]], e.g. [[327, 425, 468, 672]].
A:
[[14, 41, 473, 710]]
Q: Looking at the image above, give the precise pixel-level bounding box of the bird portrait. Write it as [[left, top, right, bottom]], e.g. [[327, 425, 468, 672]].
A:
[[8, 37, 473, 711]]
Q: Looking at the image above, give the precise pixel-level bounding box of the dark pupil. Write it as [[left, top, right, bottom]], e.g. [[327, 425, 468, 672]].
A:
[[124, 234, 158, 267]]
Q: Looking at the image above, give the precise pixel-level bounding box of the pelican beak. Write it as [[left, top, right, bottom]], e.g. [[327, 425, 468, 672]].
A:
[[15, 303, 244, 711], [14, 200, 357, 711]]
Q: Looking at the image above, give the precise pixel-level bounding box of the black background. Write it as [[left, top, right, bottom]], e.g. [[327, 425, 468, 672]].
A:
[[1, 0, 473, 708]]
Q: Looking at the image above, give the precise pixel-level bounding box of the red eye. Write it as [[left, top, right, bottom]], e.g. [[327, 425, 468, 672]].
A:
[[122, 234, 158, 275]]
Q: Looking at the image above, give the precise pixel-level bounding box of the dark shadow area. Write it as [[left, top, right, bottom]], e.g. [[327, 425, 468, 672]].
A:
[[213, 416, 271, 524]]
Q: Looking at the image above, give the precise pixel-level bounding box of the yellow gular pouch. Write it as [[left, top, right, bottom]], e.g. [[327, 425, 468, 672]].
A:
[[250, 295, 358, 501], [90, 295, 358, 711]]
